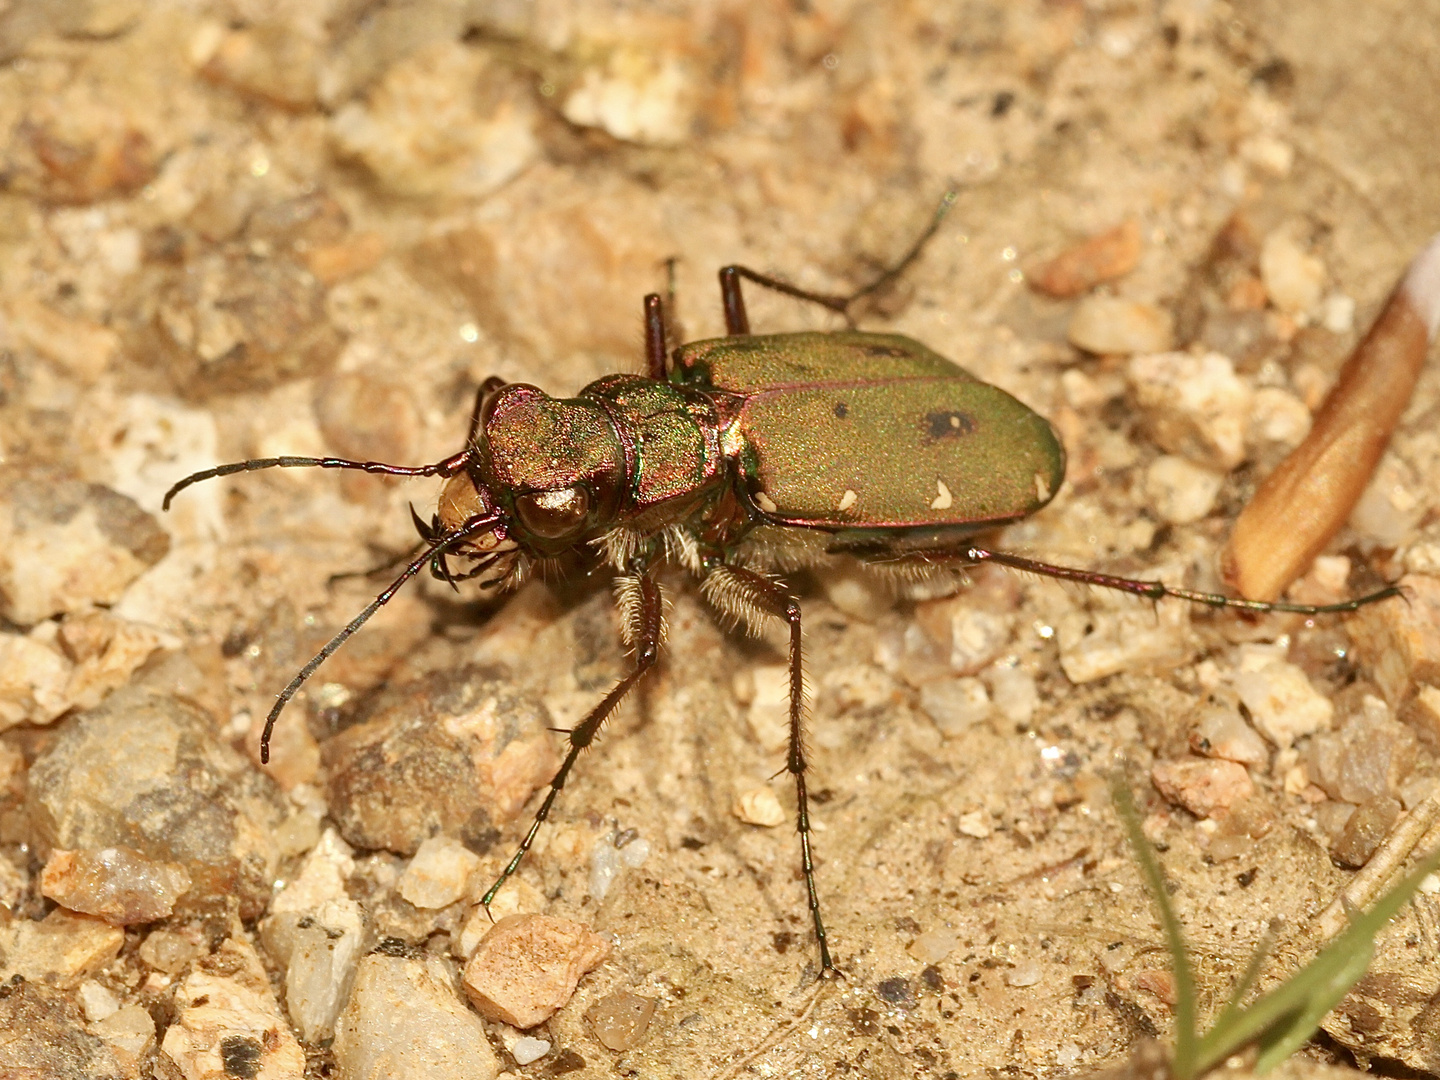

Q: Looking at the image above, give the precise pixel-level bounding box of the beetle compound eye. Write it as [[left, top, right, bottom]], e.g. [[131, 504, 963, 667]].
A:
[[515, 486, 591, 538]]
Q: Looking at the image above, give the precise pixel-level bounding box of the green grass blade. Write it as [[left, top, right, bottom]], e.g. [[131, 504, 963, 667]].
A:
[[1191, 850, 1440, 1076], [1111, 776, 1198, 1079]]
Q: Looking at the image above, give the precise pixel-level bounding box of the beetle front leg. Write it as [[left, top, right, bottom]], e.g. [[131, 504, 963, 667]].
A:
[[480, 571, 665, 911], [701, 564, 839, 978]]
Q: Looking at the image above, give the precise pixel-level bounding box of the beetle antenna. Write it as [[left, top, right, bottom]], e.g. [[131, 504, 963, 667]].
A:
[[258, 518, 495, 763], [163, 449, 476, 511]]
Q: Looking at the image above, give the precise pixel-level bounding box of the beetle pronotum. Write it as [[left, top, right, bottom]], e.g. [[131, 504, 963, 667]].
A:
[[166, 196, 1398, 976]]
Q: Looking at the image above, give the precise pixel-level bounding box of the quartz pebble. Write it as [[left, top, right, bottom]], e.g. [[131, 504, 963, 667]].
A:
[[1348, 575, 1440, 707], [1027, 220, 1142, 298], [0, 909, 124, 988], [0, 465, 170, 626], [732, 785, 786, 827], [1056, 602, 1189, 685], [462, 914, 610, 1029], [1232, 658, 1333, 749], [324, 666, 558, 856], [585, 991, 658, 1052], [511, 1036, 552, 1065], [41, 846, 191, 925], [588, 833, 650, 902], [1331, 795, 1403, 868], [399, 836, 481, 910], [93, 1003, 156, 1064], [1144, 455, 1224, 525], [1246, 386, 1312, 453], [28, 685, 287, 920], [908, 927, 960, 965], [1260, 230, 1326, 314], [161, 937, 305, 1080], [333, 949, 501, 1080], [0, 628, 72, 728], [138, 928, 206, 975], [1067, 295, 1174, 355], [920, 677, 992, 736], [262, 830, 367, 1043], [77, 979, 121, 1022], [1190, 708, 1269, 766], [1151, 759, 1254, 818], [1127, 351, 1253, 471], [987, 665, 1039, 725], [1306, 698, 1417, 804], [0, 978, 133, 1080]]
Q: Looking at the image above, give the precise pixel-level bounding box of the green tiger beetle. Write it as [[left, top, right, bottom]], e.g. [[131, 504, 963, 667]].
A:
[[164, 194, 1398, 978]]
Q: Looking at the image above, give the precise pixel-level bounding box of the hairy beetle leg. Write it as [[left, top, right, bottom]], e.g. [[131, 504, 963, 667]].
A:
[[480, 572, 665, 913], [703, 564, 840, 979]]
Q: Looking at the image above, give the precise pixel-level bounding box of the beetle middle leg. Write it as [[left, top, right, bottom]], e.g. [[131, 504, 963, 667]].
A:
[[480, 569, 665, 911], [701, 563, 839, 978], [718, 190, 958, 335]]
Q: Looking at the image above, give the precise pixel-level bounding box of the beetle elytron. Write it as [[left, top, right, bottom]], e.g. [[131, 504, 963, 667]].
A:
[[166, 196, 1396, 976]]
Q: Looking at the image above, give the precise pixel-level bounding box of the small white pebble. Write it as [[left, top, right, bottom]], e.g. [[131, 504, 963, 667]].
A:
[[1321, 292, 1355, 334], [512, 1036, 551, 1065], [1144, 455, 1223, 524], [1260, 229, 1325, 314], [732, 786, 786, 827], [957, 811, 991, 838], [1005, 960, 1044, 987]]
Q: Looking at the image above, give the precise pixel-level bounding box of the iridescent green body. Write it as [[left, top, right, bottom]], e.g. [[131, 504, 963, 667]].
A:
[[479, 330, 1065, 560]]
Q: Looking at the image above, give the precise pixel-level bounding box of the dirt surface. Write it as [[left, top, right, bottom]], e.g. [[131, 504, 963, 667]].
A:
[[2, 1, 1440, 1078]]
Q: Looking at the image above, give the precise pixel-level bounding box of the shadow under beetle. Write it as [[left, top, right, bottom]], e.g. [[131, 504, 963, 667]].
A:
[[165, 195, 1397, 978]]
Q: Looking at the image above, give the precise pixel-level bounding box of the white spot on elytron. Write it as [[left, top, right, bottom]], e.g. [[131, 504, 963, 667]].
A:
[[755, 490, 779, 513], [1035, 471, 1052, 503], [837, 489, 858, 512], [949, 415, 961, 429], [930, 478, 953, 511]]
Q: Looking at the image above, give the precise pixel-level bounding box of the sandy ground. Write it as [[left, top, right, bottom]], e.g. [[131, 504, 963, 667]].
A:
[[2, 1, 1440, 1077]]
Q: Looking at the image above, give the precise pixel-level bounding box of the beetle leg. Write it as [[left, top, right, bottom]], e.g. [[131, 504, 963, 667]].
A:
[[642, 293, 668, 380], [480, 570, 665, 913], [717, 190, 958, 334], [700, 564, 839, 978], [882, 545, 1400, 616]]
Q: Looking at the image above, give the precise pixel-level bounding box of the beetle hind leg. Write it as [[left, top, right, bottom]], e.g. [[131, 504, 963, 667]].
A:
[[479, 572, 665, 912], [700, 564, 839, 978], [717, 190, 958, 335]]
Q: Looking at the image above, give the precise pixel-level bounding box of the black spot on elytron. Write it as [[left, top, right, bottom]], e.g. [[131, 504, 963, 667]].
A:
[[220, 1035, 262, 1079], [833, 401, 848, 419], [923, 410, 977, 440], [862, 344, 910, 358]]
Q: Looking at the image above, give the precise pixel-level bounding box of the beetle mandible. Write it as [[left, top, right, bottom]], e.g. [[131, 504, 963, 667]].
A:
[[165, 194, 1397, 977]]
